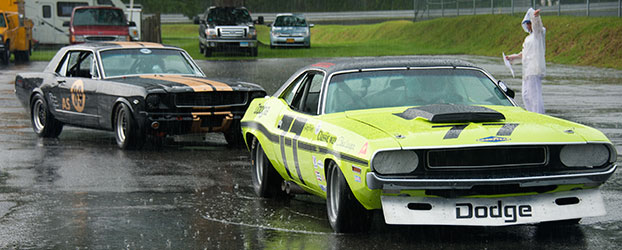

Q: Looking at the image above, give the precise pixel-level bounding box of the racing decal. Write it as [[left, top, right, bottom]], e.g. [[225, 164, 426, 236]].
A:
[[253, 103, 271, 118], [455, 201, 532, 223], [241, 121, 369, 166], [290, 118, 307, 185], [483, 123, 519, 136], [70, 80, 86, 112], [279, 132, 294, 179], [478, 136, 511, 143], [434, 123, 519, 140], [358, 142, 368, 156], [354, 175, 362, 183], [278, 115, 295, 131], [316, 130, 337, 145], [433, 124, 468, 139]]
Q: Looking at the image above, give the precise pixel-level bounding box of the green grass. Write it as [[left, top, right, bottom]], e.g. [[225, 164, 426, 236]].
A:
[[31, 15, 622, 69]]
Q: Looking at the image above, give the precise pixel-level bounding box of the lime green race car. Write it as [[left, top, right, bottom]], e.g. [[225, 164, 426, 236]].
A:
[[240, 58, 617, 233]]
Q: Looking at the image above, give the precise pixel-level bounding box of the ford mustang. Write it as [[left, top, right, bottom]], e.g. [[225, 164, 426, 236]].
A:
[[240, 58, 617, 233], [15, 42, 266, 149]]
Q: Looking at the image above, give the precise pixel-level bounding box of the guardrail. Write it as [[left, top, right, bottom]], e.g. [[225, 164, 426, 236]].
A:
[[161, 1, 621, 24]]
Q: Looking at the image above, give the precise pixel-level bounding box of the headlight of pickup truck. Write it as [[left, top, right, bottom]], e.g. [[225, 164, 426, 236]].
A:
[[372, 150, 419, 174], [206, 28, 217, 38], [71, 35, 86, 43], [560, 144, 610, 168]]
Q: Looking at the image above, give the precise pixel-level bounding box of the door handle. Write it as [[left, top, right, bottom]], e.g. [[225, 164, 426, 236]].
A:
[[57, 80, 66, 85]]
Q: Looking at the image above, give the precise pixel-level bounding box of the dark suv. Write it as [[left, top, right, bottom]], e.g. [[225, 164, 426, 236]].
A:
[[195, 6, 263, 57]]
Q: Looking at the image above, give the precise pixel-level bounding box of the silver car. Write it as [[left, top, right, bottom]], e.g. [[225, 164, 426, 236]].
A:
[[269, 13, 313, 48]]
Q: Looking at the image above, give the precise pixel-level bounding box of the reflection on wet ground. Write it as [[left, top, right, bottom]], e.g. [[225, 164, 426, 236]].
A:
[[0, 57, 620, 249]]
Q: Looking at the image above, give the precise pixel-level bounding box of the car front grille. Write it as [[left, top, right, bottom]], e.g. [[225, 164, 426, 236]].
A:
[[175, 92, 247, 107], [85, 36, 117, 42], [218, 28, 246, 38], [426, 146, 547, 169]]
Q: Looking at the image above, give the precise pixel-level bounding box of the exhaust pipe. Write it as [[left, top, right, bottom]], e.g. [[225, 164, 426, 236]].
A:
[[281, 181, 307, 195]]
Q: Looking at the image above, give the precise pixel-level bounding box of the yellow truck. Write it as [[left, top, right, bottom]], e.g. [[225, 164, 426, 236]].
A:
[[0, 0, 33, 64]]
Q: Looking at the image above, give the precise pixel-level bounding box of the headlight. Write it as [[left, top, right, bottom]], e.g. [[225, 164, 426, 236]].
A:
[[248, 28, 257, 38], [560, 144, 610, 167], [71, 35, 86, 43], [145, 94, 161, 110], [372, 150, 419, 174], [206, 29, 217, 38]]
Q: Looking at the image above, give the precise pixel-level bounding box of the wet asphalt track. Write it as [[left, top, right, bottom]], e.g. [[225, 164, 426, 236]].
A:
[[0, 56, 621, 249]]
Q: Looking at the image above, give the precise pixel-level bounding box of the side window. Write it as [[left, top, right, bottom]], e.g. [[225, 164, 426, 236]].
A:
[[280, 74, 305, 105], [56, 51, 95, 78], [42, 5, 52, 18], [290, 71, 324, 115], [57, 2, 88, 17]]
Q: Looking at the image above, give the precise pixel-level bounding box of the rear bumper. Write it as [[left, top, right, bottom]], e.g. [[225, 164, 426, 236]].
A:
[[367, 164, 617, 190]]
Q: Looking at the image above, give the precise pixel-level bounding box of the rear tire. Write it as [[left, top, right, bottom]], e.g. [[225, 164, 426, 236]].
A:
[[30, 94, 63, 138], [250, 137, 284, 198], [114, 103, 144, 149], [326, 161, 372, 233]]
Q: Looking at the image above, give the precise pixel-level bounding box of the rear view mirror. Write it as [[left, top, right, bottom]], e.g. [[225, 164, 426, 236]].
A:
[[129, 21, 136, 27], [498, 80, 515, 98], [193, 16, 200, 24]]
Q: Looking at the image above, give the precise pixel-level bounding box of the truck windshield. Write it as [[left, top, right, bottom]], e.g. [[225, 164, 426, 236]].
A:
[[73, 8, 126, 26], [207, 8, 252, 25], [0, 13, 5, 28]]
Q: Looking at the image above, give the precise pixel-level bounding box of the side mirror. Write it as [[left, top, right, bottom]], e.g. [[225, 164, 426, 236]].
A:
[[193, 16, 200, 25], [498, 80, 515, 98], [309, 24, 314, 28], [62, 21, 70, 27], [255, 16, 264, 25], [128, 21, 136, 27]]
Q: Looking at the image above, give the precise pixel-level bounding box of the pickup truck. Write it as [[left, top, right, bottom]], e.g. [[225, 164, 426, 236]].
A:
[[195, 6, 263, 57], [0, 10, 33, 64], [64, 6, 136, 44]]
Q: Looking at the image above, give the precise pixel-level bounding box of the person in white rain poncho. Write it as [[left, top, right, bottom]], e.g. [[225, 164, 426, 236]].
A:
[[506, 8, 546, 114]]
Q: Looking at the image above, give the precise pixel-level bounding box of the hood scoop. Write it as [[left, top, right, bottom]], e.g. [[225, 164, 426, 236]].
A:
[[394, 104, 505, 123]]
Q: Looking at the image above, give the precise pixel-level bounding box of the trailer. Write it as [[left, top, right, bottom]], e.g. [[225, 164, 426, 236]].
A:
[[24, 0, 141, 45]]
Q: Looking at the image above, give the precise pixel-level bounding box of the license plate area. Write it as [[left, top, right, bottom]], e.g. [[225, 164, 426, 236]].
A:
[[240, 42, 249, 47], [286, 38, 295, 43], [381, 189, 605, 226]]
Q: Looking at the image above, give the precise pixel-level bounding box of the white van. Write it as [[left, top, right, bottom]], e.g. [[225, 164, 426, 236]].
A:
[[24, 0, 140, 44]]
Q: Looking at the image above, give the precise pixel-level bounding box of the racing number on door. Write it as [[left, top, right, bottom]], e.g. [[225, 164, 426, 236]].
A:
[[60, 80, 86, 112], [433, 123, 519, 140]]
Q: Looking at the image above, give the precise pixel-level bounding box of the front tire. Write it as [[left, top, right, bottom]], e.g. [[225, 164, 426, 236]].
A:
[[224, 120, 244, 148], [326, 161, 372, 233], [1, 42, 9, 65], [114, 103, 144, 149], [203, 46, 212, 57], [250, 137, 284, 198], [30, 94, 63, 138]]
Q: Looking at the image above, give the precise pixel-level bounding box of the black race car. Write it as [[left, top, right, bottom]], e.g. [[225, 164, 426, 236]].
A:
[[14, 42, 266, 149]]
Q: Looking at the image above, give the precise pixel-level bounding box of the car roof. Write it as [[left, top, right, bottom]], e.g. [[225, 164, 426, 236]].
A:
[[74, 6, 123, 10], [303, 57, 479, 75]]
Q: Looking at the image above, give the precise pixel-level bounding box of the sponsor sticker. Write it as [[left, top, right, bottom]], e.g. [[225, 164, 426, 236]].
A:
[[478, 136, 510, 142], [354, 175, 362, 183], [358, 142, 369, 156], [455, 201, 532, 223], [139, 48, 152, 54]]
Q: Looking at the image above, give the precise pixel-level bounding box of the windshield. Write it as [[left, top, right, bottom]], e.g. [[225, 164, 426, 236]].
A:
[[207, 8, 252, 25], [324, 68, 513, 113], [274, 15, 307, 27], [0, 13, 5, 27], [100, 48, 204, 77], [73, 8, 126, 26]]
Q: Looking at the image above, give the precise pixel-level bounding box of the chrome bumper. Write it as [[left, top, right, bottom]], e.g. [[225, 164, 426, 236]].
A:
[[367, 164, 617, 190]]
